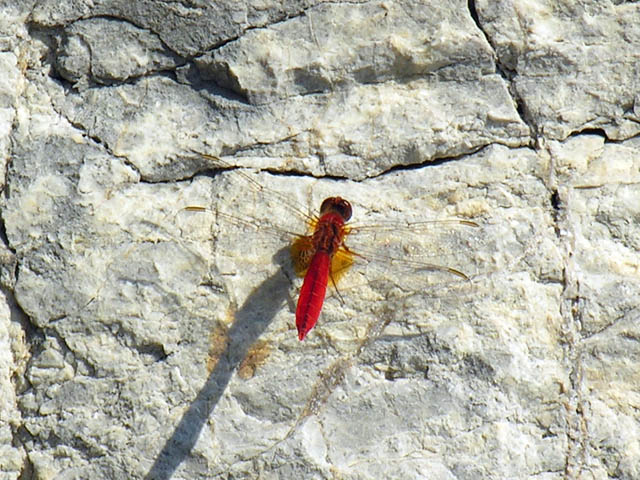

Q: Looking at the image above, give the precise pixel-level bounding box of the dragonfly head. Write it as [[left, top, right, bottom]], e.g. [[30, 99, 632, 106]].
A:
[[320, 197, 352, 222]]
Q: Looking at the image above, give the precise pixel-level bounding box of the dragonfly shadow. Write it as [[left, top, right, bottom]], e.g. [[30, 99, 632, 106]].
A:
[[145, 246, 293, 480]]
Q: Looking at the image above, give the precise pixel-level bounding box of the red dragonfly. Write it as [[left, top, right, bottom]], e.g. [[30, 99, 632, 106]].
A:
[[182, 154, 477, 341], [291, 196, 354, 340]]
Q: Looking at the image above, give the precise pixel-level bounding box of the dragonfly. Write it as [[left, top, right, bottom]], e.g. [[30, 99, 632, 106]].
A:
[[181, 153, 478, 341]]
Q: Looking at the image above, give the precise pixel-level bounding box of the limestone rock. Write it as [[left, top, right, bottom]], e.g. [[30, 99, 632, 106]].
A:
[[196, 0, 495, 103], [477, 0, 640, 140], [54, 17, 184, 88], [1, 0, 638, 479]]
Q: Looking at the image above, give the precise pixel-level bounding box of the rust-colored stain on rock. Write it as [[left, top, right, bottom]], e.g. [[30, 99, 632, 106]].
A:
[[206, 322, 230, 374], [237, 340, 272, 379]]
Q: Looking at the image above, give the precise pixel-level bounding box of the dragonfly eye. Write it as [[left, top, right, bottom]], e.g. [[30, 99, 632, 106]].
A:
[[336, 198, 352, 221], [320, 197, 352, 221]]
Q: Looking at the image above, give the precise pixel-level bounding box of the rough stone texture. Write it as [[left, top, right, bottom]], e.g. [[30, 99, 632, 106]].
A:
[[548, 135, 640, 479], [196, 0, 496, 103], [31, 0, 332, 58], [54, 17, 185, 89], [0, 1, 639, 479], [477, 0, 640, 140]]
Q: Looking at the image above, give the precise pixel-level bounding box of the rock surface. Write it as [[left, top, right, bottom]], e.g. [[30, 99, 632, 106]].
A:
[[1, 0, 639, 479]]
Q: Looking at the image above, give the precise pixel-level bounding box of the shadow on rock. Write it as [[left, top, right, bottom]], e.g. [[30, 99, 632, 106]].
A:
[[146, 246, 293, 480]]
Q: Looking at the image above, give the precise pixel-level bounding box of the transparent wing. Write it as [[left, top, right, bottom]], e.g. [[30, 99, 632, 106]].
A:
[[188, 152, 317, 225], [179, 151, 482, 291], [348, 216, 480, 276]]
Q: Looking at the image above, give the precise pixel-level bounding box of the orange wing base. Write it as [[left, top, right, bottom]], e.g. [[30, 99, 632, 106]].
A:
[[290, 236, 354, 285]]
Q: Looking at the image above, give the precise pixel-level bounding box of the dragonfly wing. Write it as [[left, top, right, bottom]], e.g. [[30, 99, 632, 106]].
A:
[[343, 218, 484, 292]]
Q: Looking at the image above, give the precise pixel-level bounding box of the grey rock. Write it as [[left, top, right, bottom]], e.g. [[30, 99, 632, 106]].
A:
[[547, 134, 640, 479], [197, 0, 495, 103], [0, 290, 28, 478], [477, 0, 640, 140], [31, 0, 331, 57], [58, 74, 528, 180], [1, 0, 639, 479], [54, 17, 185, 88]]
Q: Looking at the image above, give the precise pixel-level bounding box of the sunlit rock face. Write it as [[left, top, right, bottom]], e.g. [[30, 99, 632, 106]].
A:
[[0, 1, 639, 479]]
